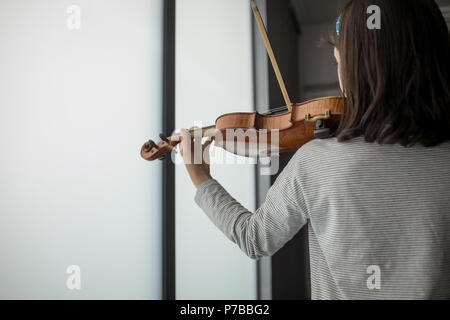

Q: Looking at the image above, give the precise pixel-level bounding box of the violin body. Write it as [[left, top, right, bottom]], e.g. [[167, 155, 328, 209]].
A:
[[215, 96, 344, 156], [141, 96, 344, 161]]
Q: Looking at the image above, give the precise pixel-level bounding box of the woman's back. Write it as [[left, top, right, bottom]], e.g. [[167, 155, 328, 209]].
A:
[[300, 137, 450, 299]]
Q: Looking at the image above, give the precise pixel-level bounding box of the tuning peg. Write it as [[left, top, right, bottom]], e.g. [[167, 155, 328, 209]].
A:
[[159, 133, 169, 143], [148, 139, 159, 149]]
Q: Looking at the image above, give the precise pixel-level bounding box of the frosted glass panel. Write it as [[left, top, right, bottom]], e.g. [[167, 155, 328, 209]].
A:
[[0, 0, 163, 299], [175, 0, 257, 299]]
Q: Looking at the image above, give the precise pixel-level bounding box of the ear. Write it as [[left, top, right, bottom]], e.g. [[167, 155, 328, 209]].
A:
[[334, 47, 340, 63], [334, 48, 344, 94]]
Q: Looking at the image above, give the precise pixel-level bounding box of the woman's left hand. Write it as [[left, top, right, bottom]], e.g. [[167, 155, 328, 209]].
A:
[[179, 128, 214, 188]]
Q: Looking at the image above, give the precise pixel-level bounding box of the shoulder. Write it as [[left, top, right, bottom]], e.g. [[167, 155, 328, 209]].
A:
[[293, 136, 365, 161], [284, 136, 368, 180]]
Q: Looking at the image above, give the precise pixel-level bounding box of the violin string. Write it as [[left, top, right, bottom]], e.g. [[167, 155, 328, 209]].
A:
[[271, 106, 288, 113], [261, 106, 289, 115]]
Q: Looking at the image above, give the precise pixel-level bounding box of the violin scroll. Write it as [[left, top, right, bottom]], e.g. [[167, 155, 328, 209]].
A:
[[141, 133, 181, 161]]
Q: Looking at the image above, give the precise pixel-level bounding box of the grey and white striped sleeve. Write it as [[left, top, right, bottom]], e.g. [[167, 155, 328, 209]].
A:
[[194, 152, 309, 260]]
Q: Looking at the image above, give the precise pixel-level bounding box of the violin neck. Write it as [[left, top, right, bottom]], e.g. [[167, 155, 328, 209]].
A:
[[189, 125, 216, 136], [172, 125, 216, 140]]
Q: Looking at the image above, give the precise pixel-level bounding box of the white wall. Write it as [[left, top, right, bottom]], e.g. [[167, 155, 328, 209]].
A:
[[175, 0, 257, 299], [0, 0, 163, 299]]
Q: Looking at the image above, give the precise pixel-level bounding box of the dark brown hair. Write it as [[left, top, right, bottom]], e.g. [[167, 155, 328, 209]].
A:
[[332, 0, 450, 147]]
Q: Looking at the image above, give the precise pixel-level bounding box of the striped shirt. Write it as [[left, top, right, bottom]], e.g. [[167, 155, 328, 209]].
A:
[[195, 136, 450, 300]]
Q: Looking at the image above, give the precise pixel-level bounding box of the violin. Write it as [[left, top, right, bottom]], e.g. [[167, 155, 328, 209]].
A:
[[141, 1, 344, 162]]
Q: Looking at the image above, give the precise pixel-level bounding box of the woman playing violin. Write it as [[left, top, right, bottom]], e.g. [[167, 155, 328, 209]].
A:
[[179, 0, 450, 299]]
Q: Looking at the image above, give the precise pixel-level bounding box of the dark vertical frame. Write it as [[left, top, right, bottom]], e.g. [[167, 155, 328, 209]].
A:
[[162, 0, 176, 300]]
